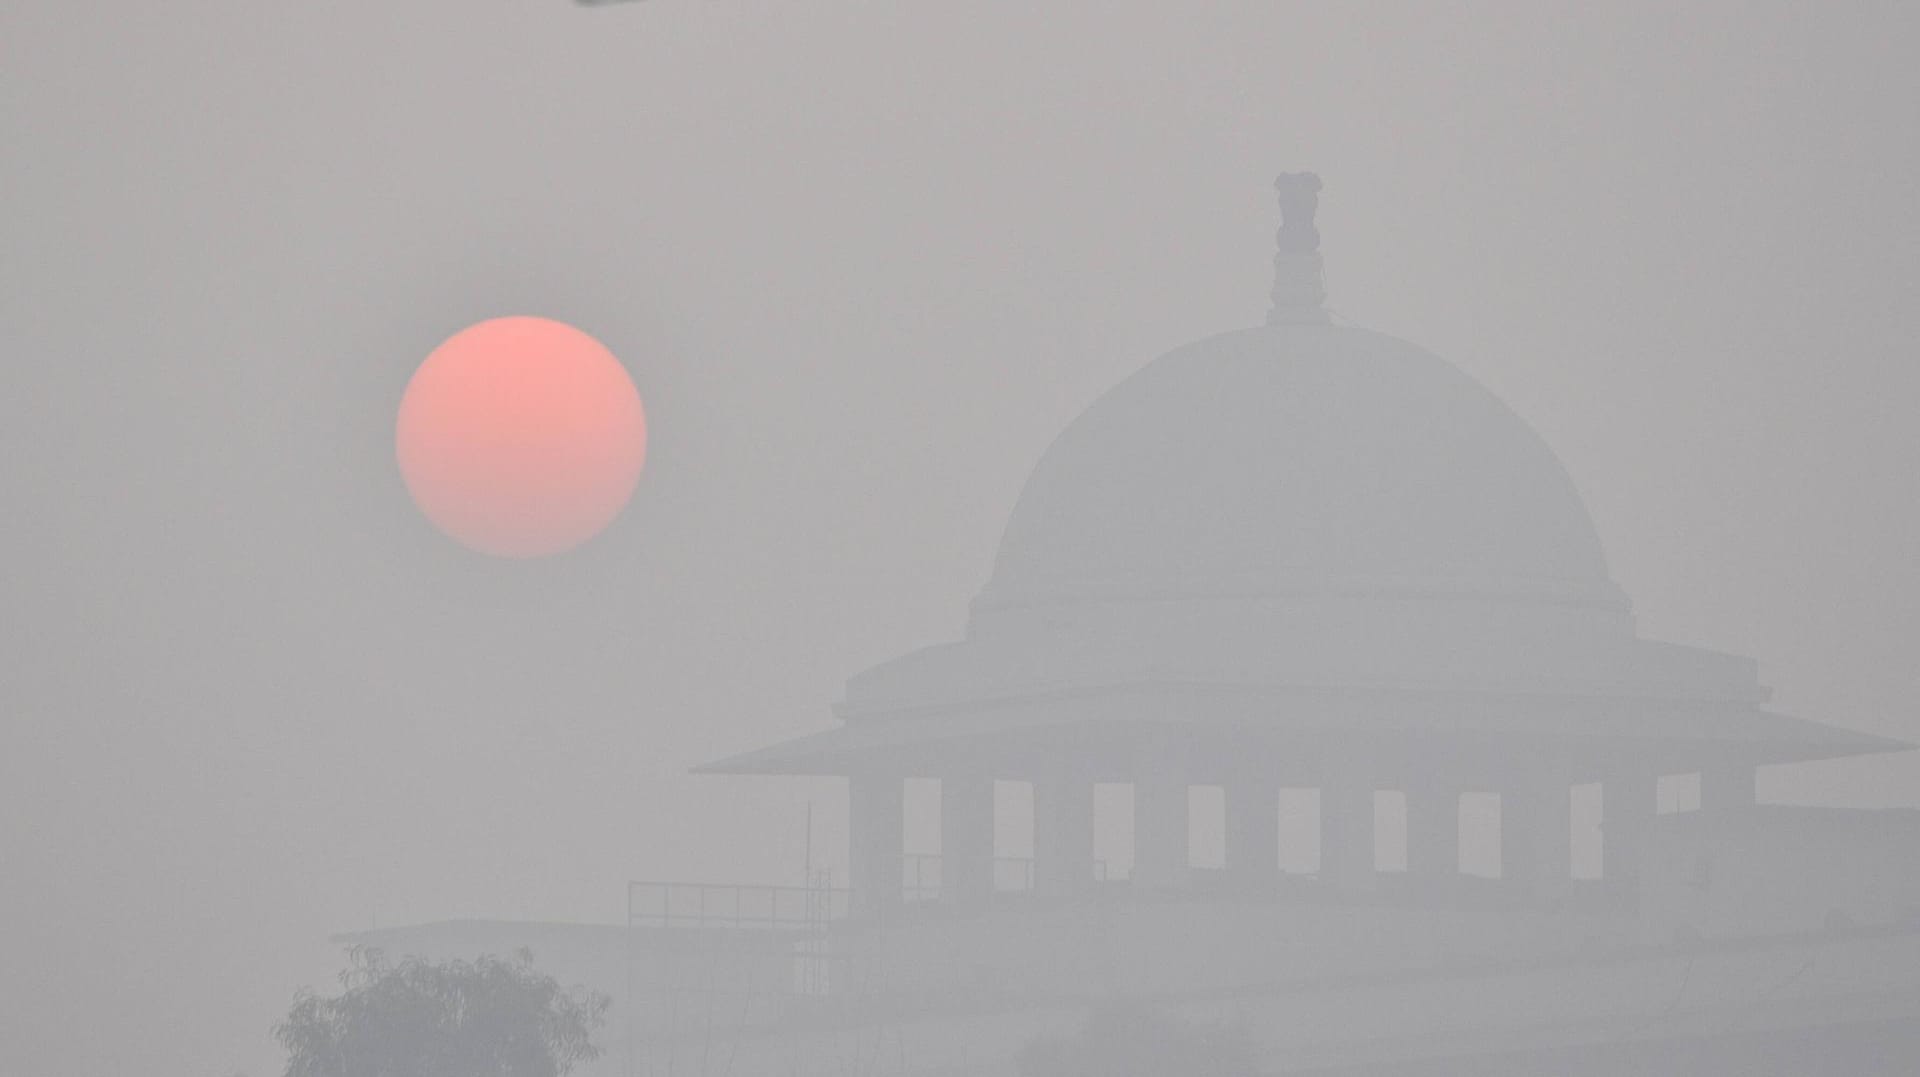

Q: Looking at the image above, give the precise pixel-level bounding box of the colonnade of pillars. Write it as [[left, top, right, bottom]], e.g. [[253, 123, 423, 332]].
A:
[[847, 762, 1756, 915]]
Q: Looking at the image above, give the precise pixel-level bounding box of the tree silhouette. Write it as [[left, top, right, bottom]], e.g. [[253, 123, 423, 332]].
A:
[[275, 946, 608, 1077], [1017, 1004, 1258, 1077]]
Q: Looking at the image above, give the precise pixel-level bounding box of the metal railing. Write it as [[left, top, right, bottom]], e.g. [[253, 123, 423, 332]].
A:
[[628, 856, 1119, 929], [627, 880, 850, 930], [902, 855, 943, 903], [899, 855, 1096, 900]]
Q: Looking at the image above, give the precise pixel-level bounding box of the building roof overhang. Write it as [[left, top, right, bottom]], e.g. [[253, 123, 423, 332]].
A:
[[696, 682, 1911, 780]]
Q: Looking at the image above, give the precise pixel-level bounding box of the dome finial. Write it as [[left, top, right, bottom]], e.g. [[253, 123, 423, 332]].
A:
[[1268, 172, 1330, 325]]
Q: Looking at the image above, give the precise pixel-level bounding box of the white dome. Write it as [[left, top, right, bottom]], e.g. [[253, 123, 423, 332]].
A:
[[975, 323, 1624, 625]]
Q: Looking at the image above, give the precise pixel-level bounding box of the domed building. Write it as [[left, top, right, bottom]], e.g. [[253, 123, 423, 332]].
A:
[[348, 177, 1920, 1076], [676, 175, 1920, 1076], [706, 175, 1897, 915]]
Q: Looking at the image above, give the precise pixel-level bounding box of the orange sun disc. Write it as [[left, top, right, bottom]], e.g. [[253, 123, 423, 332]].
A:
[[396, 316, 647, 558]]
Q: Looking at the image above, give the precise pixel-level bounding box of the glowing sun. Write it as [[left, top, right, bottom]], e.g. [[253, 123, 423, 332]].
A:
[[396, 316, 647, 558]]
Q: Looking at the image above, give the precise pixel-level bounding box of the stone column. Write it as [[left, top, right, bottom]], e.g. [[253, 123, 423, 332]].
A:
[[1225, 780, 1279, 886], [1405, 781, 1459, 880], [1604, 773, 1658, 902], [1321, 773, 1376, 893], [1504, 779, 1572, 900], [1133, 769, 1190, 891], [1034, 772, 1095, 898], [848, 773, 903, 919], [1701, 763, 1757, 810], [941, 775, 995, 910]]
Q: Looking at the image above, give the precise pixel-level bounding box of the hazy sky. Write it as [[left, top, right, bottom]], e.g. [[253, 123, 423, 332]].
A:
[[4, 2, 1918, 1075]]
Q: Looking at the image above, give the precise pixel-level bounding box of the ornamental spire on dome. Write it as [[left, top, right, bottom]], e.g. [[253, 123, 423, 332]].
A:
[[1267, 172, 1330, 325]]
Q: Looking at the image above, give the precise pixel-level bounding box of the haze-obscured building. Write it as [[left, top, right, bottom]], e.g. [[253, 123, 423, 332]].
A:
[[344, 176, 1920, 1076]]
